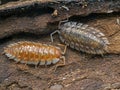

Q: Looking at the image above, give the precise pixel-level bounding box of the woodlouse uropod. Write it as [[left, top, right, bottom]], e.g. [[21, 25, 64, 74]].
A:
[[51, 21, 110, 55], [3, 41, 67, 67]]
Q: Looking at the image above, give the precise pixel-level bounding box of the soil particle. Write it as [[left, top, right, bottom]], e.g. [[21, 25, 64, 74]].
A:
[[50, 84, 63, 90], [102, 82, 120, 90], [64, 79, 103, 90]]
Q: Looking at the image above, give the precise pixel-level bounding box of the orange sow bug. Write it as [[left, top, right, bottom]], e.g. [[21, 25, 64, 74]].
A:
[[3, 41, 67, 66]]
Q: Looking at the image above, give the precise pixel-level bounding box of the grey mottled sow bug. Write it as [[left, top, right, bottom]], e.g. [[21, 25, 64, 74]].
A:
[[51, 21, 110, 54]]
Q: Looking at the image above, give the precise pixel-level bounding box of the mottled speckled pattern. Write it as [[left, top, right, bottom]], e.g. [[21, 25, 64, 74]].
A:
[[59, 21, 109, 54]]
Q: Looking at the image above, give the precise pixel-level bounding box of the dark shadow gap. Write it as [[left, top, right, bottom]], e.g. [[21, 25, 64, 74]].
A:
[[0, 6, 54, 20], [0, 0, 19, 5], [0, 32, 50, 44], [69, 12, 120, 23]]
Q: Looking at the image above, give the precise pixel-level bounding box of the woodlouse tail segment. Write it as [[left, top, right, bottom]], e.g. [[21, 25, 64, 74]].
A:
[[54, 56, 65, 72], [50, 30, 60, 42], [2, 47, 7, 55], [57, 44, 67, 55]]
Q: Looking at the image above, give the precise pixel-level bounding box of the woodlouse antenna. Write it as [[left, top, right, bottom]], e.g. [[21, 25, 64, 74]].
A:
[[54, 56, 65, 72], [57, 44, 67, 55], [61, 5, 69, 11], [50, 30, 60, 42], [50, 16, 69, 42], [58, 19, 68, 29]]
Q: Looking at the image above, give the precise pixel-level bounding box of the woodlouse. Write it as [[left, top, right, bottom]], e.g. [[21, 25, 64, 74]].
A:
[[3, 41, 67, 66], [51, 21, 110, 54]]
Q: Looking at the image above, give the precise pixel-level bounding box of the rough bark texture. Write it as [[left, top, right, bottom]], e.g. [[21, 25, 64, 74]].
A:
[[0, 0, 120, 90]]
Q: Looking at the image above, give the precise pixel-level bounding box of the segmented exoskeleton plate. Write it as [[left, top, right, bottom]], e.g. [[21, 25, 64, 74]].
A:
[[51, 21, 110, 54], [4, 41, 66, 66]]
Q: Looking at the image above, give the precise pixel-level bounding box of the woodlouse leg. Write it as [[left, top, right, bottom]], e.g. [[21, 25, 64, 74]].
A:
[[15, 61, 20, 64], [57, 44, 67, 55], [50, 30, 60, 42], [17, 63, 29, 71], [35, 64, 38, 69], [54, 56, 65, 72], [100, 52, 104, 57], [116, 18, 120, 25], [20, 63, 28, 70]]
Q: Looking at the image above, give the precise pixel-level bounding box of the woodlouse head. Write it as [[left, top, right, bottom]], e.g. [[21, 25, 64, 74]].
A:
[[55, 47, 62, 58]]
